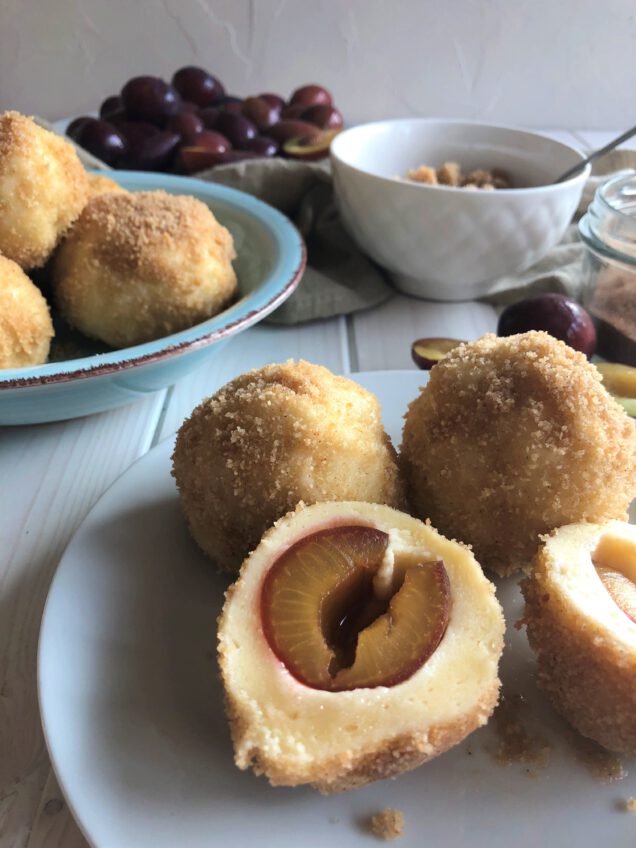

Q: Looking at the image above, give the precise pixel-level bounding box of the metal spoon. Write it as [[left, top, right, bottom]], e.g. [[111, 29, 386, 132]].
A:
[[554, 125, 636, 183]]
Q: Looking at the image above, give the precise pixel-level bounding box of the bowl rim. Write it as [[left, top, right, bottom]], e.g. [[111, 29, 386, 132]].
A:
[[330, 117, 590, 194], [0, 171, 306, 390]]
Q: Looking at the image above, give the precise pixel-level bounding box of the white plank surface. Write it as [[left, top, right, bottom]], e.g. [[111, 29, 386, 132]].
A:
[[0, 393, 166, 848], [351, 295, 498, 371]]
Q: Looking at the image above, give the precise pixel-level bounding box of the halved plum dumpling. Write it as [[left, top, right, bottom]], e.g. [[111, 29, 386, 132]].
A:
[[522, 521, 636, 756], [218, 501, 505, 793]]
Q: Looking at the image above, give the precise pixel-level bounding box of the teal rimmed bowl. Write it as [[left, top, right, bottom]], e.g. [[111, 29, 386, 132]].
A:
[[0, 171, 305, 425]]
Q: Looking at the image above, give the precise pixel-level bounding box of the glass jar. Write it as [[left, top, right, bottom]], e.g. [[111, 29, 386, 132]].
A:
[[579, 172, 636, 365]]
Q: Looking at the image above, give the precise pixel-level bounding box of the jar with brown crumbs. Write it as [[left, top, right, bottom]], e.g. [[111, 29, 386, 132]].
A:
[[579, 172, 636, 365]]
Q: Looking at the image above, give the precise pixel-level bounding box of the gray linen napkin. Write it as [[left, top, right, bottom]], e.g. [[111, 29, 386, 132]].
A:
[[194, 149, 636, 318], [192, 157, 394, 323], [58, 117, 636, 322]]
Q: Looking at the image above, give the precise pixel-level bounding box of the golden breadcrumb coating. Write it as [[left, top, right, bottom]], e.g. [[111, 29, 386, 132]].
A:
[[52, 190, 237, 348], [0, 112, 88, 269], [0, 254, 53, 368], [172, 361, 406, 572], [400, 332, 636, 576], [218, 501, 504, 792], [85, 172, 127, 201], [522, 522, 636, 755]]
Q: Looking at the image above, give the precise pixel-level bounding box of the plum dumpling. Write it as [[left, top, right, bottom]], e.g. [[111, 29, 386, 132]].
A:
[[218, 501, 505, 793], [522, 521, 636, 755]]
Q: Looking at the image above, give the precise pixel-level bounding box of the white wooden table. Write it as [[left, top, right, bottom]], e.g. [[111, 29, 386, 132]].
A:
[[0, 129, 624, 847]]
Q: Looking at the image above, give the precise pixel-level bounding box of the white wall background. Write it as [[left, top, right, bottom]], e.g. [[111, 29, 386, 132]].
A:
[[0, 0, 633, 129]]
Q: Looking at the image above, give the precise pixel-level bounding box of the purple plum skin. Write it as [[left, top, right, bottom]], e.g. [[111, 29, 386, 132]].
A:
[[497, 293, 597, 357]]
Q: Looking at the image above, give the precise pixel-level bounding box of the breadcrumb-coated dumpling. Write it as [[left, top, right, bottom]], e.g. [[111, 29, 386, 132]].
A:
[[400, 332, 636, 577], [172, 361, 406, 572], [0, 254, 53, 368], [52, 190, 237, 348], [522, 521, 636, 755], [218, 501, 504, 792], [85, 172, 127, 201], [0, 112, 89, 269]]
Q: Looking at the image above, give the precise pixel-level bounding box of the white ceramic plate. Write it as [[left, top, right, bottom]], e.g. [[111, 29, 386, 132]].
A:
[[39, 370, 635, 848]]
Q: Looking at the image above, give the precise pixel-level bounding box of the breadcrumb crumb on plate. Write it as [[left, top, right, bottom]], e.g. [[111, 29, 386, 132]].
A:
[[368, 808, 404, 840]]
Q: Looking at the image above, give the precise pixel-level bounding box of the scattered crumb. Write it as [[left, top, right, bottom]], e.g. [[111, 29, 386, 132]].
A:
[[563, 727, 627, 783], [625, 797, 636, 812], [492, 692, 551, 769], [368, 808, 404, 841]]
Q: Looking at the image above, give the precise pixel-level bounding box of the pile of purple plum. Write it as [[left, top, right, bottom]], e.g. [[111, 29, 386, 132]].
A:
[[66, 67, 343, 174]]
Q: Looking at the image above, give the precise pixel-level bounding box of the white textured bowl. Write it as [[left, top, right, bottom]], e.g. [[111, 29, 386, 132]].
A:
[[331, 119, 589, 300]]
